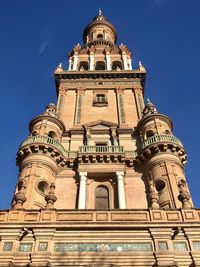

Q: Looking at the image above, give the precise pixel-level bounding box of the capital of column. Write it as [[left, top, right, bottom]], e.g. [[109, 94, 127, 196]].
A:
[[79, 172, 87, 180], [116, 171, 124, 179]]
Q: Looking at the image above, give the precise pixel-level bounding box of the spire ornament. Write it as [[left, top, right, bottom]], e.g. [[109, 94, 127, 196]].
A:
[[99, 8, 102, 15]]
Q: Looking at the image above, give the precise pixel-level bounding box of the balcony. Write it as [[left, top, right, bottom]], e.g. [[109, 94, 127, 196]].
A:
[[19, 135, 76, 158], [142, 134, 183, 150]]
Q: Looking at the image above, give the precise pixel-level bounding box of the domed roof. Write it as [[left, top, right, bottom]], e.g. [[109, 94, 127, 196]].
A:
[[83, 10, 117, 44]]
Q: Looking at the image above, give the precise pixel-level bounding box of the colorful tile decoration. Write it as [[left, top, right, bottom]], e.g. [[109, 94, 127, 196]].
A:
[[173, 242, 188, 251], [54, 243, 152, 252], [3, 242, 13, 251], [19, 243, 33, 252], [193, 241, 200, 250], [158, 241, 168, 251], [38, 242, 48, 251]]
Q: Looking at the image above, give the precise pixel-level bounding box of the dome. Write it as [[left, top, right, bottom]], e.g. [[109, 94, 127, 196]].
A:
[[83, 11, 117, 44]]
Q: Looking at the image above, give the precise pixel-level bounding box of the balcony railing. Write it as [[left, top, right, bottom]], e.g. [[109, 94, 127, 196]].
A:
[[142, 134, 183, 149], [19, 135, 72, 158], [79, 146, 124, 153], [93, 96, 107, 103]]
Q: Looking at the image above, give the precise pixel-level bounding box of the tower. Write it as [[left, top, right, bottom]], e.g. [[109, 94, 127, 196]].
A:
[[0, 11, 200, 267]]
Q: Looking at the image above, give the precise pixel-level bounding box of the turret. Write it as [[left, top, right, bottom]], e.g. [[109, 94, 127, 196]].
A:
[[13, 104, 66, 209], [137, 100, 192, 210]]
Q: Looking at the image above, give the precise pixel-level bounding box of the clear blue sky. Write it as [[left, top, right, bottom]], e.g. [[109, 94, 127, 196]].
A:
[[0, 0, 200, 209]]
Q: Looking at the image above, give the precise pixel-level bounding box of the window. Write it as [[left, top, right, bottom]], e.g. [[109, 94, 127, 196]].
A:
[[97, 34, 103, 39], [95, 186, 109, 210], [48, 131, 57, 139], [38, 181, 49, 194], [112, 61, 122, 70], [146, 130, 155, 138], [93, 92, 108, 107], [95, 61, 105, 70], [79, 61, 89, 71]]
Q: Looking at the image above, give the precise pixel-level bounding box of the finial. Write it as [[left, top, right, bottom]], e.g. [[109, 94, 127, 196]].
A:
[[147, 98, 150, 102], [99, 8, 102, 15], [138, 60, 146, 71], [59, 62, 62, 68]]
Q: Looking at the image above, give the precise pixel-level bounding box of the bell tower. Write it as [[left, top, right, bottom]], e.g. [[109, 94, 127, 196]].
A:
[[1, 11, 200, 267], [12, 10, 193, 212]]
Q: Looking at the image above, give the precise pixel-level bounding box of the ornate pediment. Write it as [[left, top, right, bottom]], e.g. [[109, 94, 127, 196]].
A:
[[84, 120, 118, 129]]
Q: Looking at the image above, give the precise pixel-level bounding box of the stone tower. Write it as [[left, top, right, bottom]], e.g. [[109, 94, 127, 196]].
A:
[[0, 11, 200, 267]]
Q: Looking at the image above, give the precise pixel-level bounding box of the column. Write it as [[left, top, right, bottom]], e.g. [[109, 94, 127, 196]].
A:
[[128, 58, 132, 70], [78, 172, 87, 209], [122, 54, 128, 70], [89, 54, 94, 70], [116, 171, 126, 209], [72, 55, 78, 71], [106, 54, 111, 70], [68, 58, 72, 70]]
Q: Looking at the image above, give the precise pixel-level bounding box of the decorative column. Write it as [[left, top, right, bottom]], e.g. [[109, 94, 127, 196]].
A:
[[122, 54, 128, 70], [105, 46, 111, 70], [106, 54, 111, 70], [127, 58, 132, 70], [116, 171, 126, 209], [68, 57, 73, 70], [72, 55, 78, 71], [89, 46, 95, 70], [78, 172, 87, 209]]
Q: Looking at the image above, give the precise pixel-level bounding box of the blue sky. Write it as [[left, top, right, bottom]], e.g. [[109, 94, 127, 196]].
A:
[[0, 0, 200, 209]]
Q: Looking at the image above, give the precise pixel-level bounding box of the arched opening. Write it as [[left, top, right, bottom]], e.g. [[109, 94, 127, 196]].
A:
[[95, 61, 106, 70], [38, 181, 49, 194], [48, 131, 57, 139], [97, 33, 103, 39], [146, 130, 155, 138], [95, 185, 109, 210], [79, 61, 89, 71], [112, 61, 122, 70], [164, 129, 171, 135], [155, 180, 166, 192], [32, 131, 38, 136]]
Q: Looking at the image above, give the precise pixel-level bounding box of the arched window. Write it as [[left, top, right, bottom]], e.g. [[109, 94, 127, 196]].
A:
[[79, 61, 89, 71], [146, 130, 155, 138], [112, 61, 122, 70], [95, 61, 106, 70], [48, 131, 57, 139], [97, 33, 103, 39], [95, 185, 109, 210]]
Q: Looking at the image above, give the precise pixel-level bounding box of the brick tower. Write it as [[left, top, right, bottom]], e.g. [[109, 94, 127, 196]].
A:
[[0, 11, 200, 267]]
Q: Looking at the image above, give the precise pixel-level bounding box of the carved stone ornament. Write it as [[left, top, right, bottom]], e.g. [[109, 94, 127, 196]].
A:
[[178, 179, 191, 209], [45, 183, 57, 209], [13, 179, 27, 209], [149, 181, 160, 209]]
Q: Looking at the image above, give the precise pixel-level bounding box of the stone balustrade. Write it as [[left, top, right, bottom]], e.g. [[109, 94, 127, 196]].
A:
[[19, 135, 77, 158], [142, 134, 183, 149], [79, 145, 124, 153]]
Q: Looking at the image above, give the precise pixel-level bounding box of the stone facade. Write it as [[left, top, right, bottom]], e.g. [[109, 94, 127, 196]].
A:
[[0, 11, 200, 266]]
